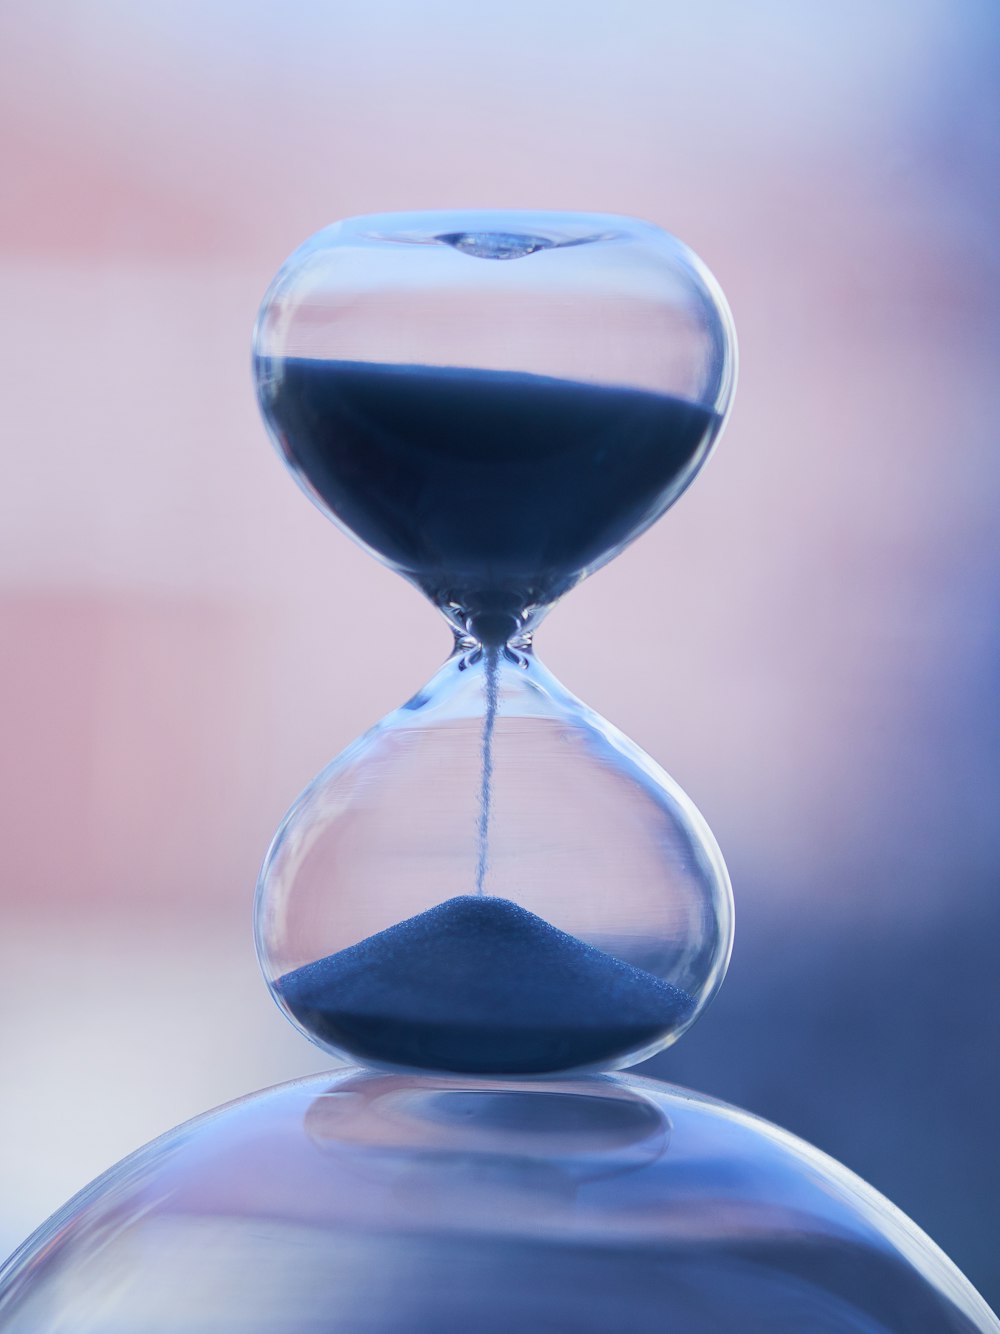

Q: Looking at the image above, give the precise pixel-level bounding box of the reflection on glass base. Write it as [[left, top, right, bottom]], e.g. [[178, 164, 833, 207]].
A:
[[0, 1071, 996, 1333]]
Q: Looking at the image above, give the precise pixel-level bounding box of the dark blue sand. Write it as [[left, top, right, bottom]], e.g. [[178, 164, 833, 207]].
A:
[[276, 895, 693, 1075], [255, 358, 719, 623]]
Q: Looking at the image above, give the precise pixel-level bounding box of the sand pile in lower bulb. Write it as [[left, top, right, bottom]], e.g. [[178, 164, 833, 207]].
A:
[[276, 895, 692, 1075]]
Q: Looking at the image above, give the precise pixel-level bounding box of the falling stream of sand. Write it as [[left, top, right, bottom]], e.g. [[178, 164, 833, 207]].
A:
[[475, 643, 500, 895]]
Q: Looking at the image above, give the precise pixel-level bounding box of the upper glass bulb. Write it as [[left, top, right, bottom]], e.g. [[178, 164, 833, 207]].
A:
[[253, 209, 736, 642]]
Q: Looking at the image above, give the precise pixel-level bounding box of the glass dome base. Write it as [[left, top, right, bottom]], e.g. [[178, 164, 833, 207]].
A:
[[0, 1071, 995, 1334]]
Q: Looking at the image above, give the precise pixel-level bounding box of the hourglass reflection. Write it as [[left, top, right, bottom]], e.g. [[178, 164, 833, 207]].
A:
[[252, 211, 736, 1074]]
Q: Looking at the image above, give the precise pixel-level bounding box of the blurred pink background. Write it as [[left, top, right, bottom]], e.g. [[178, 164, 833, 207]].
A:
[[2, 0, 998, 1306]]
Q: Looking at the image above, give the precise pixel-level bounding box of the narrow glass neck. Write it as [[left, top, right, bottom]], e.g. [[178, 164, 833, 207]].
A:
[[451, 627, 536, 660], [436, 594, 553, 649]]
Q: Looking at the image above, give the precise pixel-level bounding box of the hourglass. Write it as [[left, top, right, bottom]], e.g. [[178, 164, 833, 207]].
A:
[[252, 210, 736, 1076]]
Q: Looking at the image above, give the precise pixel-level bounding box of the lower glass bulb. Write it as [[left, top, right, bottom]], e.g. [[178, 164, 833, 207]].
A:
[[255, 646, 733, 1076]]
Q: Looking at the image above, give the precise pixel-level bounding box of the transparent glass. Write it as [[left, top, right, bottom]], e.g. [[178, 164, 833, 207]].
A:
[[253, 209, 736, 641], [252, 209, 737, 1075], [1, 1070, 995, 1333], [255, 647, 733, 1074]]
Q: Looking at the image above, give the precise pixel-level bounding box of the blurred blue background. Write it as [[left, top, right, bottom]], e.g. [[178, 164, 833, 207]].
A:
[[1, 0, 998, 1309]]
